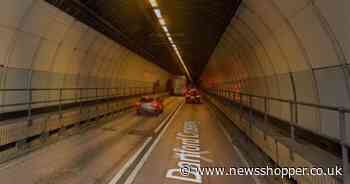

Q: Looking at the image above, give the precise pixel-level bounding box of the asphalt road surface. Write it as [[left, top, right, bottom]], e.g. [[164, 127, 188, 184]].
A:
[[0, 98, 257, 184], [0, 97, 182, 184], [130, 102, 256, 184]]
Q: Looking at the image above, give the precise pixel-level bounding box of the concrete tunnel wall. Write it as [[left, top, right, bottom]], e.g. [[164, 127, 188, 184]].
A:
[[0, 0, 171, 113], [200, 0, 350, 143]]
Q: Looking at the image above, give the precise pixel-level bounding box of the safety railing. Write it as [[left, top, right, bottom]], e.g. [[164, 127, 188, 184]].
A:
[[205, 87, 349, 183], [0, 86, 160, 122], [0, 86, 169, 162], [0, 86, 156, 118], [0, 87, 153, 106]]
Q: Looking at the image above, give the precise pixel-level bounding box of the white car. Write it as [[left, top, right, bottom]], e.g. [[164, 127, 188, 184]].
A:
[[135, 96, 164, 115]]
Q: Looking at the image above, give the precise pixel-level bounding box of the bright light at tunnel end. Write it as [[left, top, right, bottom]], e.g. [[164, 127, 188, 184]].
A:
[[148, 0, 192, 82]]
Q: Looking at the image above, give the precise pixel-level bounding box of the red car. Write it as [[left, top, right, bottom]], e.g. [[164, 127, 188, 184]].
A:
[[185, 88, 201, 104], [136, 96, 164, 115]]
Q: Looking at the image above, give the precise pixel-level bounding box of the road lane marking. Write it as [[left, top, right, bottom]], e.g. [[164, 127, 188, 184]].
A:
[[107, 137, 152, 184], [108, 100, 184, 184], [154, 99, 181, 133], [124, 101, 184, 184], [154, 104, 176, 133], [107, 101, 179, 184]]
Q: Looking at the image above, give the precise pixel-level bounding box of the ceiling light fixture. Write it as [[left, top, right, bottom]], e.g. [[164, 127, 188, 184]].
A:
[[149, 0, 158, 8], [162, 26, 169, 33], [154, 9, 162, 18], [159, 18, 166, 26], [148, 2, 192, 81]]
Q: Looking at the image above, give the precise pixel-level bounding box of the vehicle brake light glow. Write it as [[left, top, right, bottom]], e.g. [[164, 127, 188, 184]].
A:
[[152, 102, 160, 108]]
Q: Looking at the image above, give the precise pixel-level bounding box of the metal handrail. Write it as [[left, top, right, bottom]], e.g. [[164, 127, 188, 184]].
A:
[[212, 89, 349, 112], [205, 87, 350, 183], [0, 85, 169, 165], [0, 87, 150, 91], [0, 87, 154, 108]]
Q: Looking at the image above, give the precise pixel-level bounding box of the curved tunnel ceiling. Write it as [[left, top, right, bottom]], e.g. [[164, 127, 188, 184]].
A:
[[46, 0, 242, 79]]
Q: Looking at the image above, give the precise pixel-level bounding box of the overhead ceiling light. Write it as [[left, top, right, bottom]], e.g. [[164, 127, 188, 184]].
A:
[[154, 9, 162, 18], [150, 4, 192, 82], [159, 18, 166, 25], [162, 26, 169, 33], [149, 0, 158, 7]]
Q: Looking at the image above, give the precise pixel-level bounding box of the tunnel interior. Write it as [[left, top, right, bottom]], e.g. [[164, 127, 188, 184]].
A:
[[0, 0, 349, 184]]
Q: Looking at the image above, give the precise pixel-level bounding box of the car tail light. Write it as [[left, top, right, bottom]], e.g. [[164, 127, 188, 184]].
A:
[[152, 102, 161, 108]]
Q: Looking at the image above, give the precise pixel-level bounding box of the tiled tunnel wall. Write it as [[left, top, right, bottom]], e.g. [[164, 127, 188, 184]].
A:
[[200, 0, 350, 143], [0, 0, 171, 113]]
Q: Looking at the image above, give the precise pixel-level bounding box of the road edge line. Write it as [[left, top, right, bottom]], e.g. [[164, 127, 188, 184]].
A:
[[108, 100, 184, 184], [124, 101, 185, 184], [154, 108, 173, 133], [107, 137, 152, 184]]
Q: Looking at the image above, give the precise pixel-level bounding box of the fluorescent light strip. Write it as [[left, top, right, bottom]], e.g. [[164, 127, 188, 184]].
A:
[[162, 26, 169, 33], [174, 49, 191, 78], [149, 0, 158, 7], [172, 47, 191, 81], [177, 56, 191, 80], [154, 9, 162, 18], [149, 2, 192, 81], [159, 18, 166, 25]]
